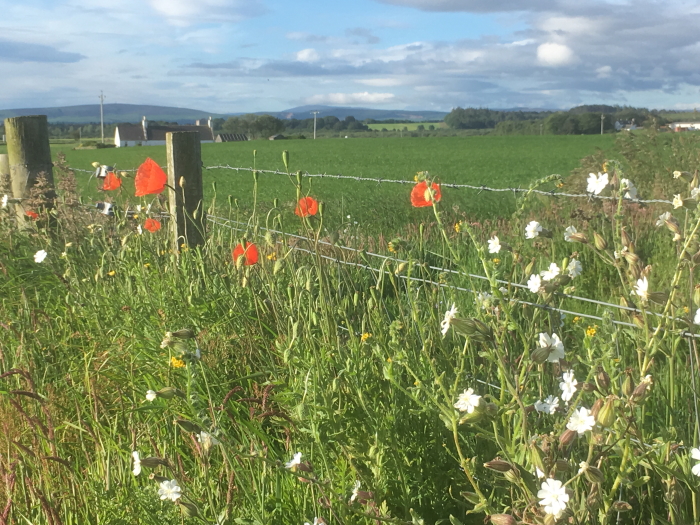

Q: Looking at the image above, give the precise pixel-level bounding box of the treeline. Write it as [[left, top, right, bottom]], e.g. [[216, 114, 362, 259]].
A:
[[444, 108, 552, 130]]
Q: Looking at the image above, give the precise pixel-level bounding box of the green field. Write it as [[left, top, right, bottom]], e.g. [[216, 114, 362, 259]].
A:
[[2, 135, 615, 232]]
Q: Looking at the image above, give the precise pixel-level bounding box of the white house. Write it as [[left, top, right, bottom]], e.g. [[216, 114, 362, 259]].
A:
[[671, 122, 700, 132], [114, 116, 216, 147]]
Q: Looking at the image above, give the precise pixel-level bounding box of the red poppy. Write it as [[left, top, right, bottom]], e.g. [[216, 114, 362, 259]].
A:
[[25, 210, 39, 220], [102, 172, 122, 191], [143, 218, 161, 232], [232, 242, 259, 266], [410, 181, 442, 207], [135, 158, 167, 197], [294, 196, 319, 217]]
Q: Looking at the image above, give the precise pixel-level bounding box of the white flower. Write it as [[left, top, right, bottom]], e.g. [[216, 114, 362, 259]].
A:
[[137, 225, 143, 235], [525, 221, 542, 239], [304, 519, 322, 525], [539, 333, 565, 362], [350, 480, 361, 502], [527, 274, 542, 294], [285, 452, 302, 469], [692, 187, 700, 200], [197, 431, 220, 450], [101, 202, 113, 216], [673, 170, 683, 179], [567, 407, 596, 434], [691, 448, 700, 477], [534, 395, 560, 415], [673, 194, 683, 209], [656, 212, 671, 227], [578, 461, 589, 474], [567, 259, 582, 279], [1, 194, 7, 208], [564, 225, 577, 242], [559, 371, 577, 403], [620, 178, 638, 199], [540, 263, 560, 282], [694, 309, 700, 325], [587, 172, 609, 195], [476, 292, 494, 310], [535, 467, 545, 479], [538, 478, 569, 518], [34, 250, 47, 263], [194, 347, 201, 359], [146, 390, 157, 402], [441, 303, 458, 336], [488, 236, 501, 253], [132, 451, 141, 476], [634, 277, 649, 302], [158, 479, 182, 502], [454, 388, 481, 413]]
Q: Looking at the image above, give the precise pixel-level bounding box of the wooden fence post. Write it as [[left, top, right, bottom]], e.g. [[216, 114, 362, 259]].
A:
[[0, 154, 9, 190], [4, 115, 54, 220], [166, 131, 206, 251]]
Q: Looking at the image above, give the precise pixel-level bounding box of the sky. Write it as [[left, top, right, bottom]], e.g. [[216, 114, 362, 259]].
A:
[[1, 0, 700, 113]]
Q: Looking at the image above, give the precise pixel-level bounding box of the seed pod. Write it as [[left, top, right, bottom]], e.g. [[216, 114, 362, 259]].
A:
[[631, 376, 652, 403], [587, 483, 602, 511], [488, 514, 517, 525], [559, 429, 577, 448], [597, 397, 616, 428], [597, 368, 611, 392], [282, 150, 290, 171], [524, 258, 536, 277], [568, 232, 589, 244], [532, 346, 553, 364], [140, 456, 169, 468], [484, 460, 514, 473], [503, 468, 520, 484], [622, 372, 635, 397], [178, 501, 200, 518], [584, 465, 605, 484], [593, 232, 608, 251], [620, 227, 632, 248], [590, 398, 604, 418], [665, 218, 682, 236]]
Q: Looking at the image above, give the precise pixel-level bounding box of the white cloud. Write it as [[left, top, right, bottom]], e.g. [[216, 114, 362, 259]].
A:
[[596, 65, 612, 78], [148, 0, 265, 26], [296, 49, 320, 63], [356, 78, 404, 86], [306, 92, 396, 105], [537, 42, 575, 66]]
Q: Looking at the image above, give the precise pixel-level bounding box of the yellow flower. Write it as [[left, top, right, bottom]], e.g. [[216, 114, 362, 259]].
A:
[[492, 258, 501, 265], [603, 161, 609, 173], [454, 222, 462, 233], [573, 316, 582, 324], [556, 182, 564, 188], [387, 357, 392, 363], [361, 332, 372, 342], [170, 356, 185, 368], [267, 253, 277, 261], [144, 263, 151, 268], [586, 325, 597, 337], [133, 214, 139, 219], [388, 243, 397, 253], [107, 270, 116, 277]]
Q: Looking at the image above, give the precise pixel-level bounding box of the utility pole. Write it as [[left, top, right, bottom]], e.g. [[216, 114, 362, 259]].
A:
[[311, 111, 320, 140], [600, 113, 604, 135], [99, 91, 106, 143]]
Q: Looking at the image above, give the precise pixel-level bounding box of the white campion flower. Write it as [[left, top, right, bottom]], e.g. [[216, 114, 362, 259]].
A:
[[137, 224, 143, 235], [285, 452, 302, 469], [620, 178, 638, 199], [487, 236, 501, 253], [441, 303, 458, 336], [304, 519, 323, 525], [559, 371, 578, 403], [132, 451, 141, 476], [535, 467, 545, 479], [146, 390, 157, 402], [476, 292, 494, 310], [34, 250, 47, 263], [567, 259, 582, 279], [656, 211, 671, 227], [197, 431, 220, 450], [691, 448, 700, 477], [587, 172, 609, 195], [527, 274, 542, 294], [350, 480, 362, 503], [564, 225, 577, 242], [539, 333, 565, 362], [673, 194, 683, 209], [1, 194, 8, 208], [566, 407, 596, 434], [673, 170, 683, 179], [540, 263, 560, 282], [534, 395, 560, 415], [453, 388, 481, 413], [525, 221, 542, 239], [634, 277, 649, 302], [158, 479, 182, 502], [694, 309, 700, 325], [691, 187, 700, 200], [538, 478, 569, 518]]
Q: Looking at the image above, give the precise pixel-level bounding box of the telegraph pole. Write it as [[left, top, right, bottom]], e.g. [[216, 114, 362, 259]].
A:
[[99, 91, 106, 143], [600, 113, 604, 135], [311, 111, 320, 139]]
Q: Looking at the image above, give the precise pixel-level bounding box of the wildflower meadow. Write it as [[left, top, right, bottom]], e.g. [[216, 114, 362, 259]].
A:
[[2, 129, 700, 525]]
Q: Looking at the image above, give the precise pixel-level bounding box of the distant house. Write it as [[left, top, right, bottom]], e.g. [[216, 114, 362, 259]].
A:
[[215, 133, 248, 142], [671, 122, 700, 132], [269, 134, 285, 141], [114, 116, 215, 147]]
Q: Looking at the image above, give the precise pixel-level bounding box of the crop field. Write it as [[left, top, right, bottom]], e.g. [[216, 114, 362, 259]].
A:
[[4, 130, 700, 524]]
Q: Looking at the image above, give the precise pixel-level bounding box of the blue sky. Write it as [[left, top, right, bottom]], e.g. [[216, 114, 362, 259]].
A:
[[1, 0, 699, 112]]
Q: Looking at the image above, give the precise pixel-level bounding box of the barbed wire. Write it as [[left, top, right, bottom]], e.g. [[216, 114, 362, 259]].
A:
[[68, 164, 675, 205]]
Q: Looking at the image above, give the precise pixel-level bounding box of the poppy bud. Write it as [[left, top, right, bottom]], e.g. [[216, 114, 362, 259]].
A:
[[590, 398, 604, 418], [622, 372, 635, 397], [593, 232, 607, 251], [178, 501, 200, 518], [559, 429, 577, 448], [318, 201, 325, 217], [568, 232, 589, 244], [488, 514, 517, 525], [273, 197, 279, 208], [483, 460, 514, 473], [171, 329, 195, 339], [597, 368, 611, 392], [282, 150, 290, 171], [620, 227, 632, 248]]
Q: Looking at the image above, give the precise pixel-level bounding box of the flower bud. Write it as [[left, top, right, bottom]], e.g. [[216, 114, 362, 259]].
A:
[[178, 501, 200, 518], [488, 514, 517, 525], [596, 397, 616, 428], [140, 456, 169, 468], [179, 176, 186, 188], [620, 227, 632, 248], [524, 258, 536, 277], [623, 250, 640, 265], [596, 368, 611, 392], [622, 372, 635, 397], [483, 460, 515, 473], [584, 465, 605, 484], [587, 483, 602, 511], [619, 296, 632, 309], [559, 429, 577, 448], [532, 346, 553, 364], [568, 232, 589, 244], [665, 218, 682, 236], [171, 329, 195, 339], [282, 150, 290, 171], [590, 398, 604, 419], [593, 232, 607, 251], [148, 473, 169, 483], [632, 314, 645, 330], [631, 375, 652, 403], [503, 468, 520, 484]]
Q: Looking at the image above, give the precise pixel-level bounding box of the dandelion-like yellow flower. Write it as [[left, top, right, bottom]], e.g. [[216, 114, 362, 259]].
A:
[[388, 243, 397, 253], [586, 325, 597, 337], [573, 316, 582, 324], [603, 162, 609, 173], [170, 356, 186, 368], [107, 270, 116, 277], [133, 214, 139, 219], [684, 306, 690, 314], [361, 332, 372, 342], [492, 258, 501, 265], [267, 253, 277, 261], [387, 357, 392, 363], [556, 182, 564, 188], [144, 263, 151, 268], [454, 222, 462, 233]]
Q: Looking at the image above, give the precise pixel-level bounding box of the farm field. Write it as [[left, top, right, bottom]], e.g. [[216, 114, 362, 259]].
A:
[[2, 135, 615, 232]]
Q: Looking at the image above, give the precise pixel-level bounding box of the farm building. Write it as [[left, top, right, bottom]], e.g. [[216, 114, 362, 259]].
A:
[[671, 122, 700, 132], [269, 134, 285, 140], [114, 116, 215, 147], [215, 133, 248, 142]]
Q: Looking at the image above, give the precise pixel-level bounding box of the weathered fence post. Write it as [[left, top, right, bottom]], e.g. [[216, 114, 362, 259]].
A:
[[166, 131, 206, 251], [0, 154, 9, 189], [4, 115, 54, 220]]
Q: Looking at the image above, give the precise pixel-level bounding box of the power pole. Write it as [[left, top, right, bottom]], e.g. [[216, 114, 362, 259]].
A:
[[311, 111, 320, 140], [99, 91, 106, 143], [600, 113, 604, 135]]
